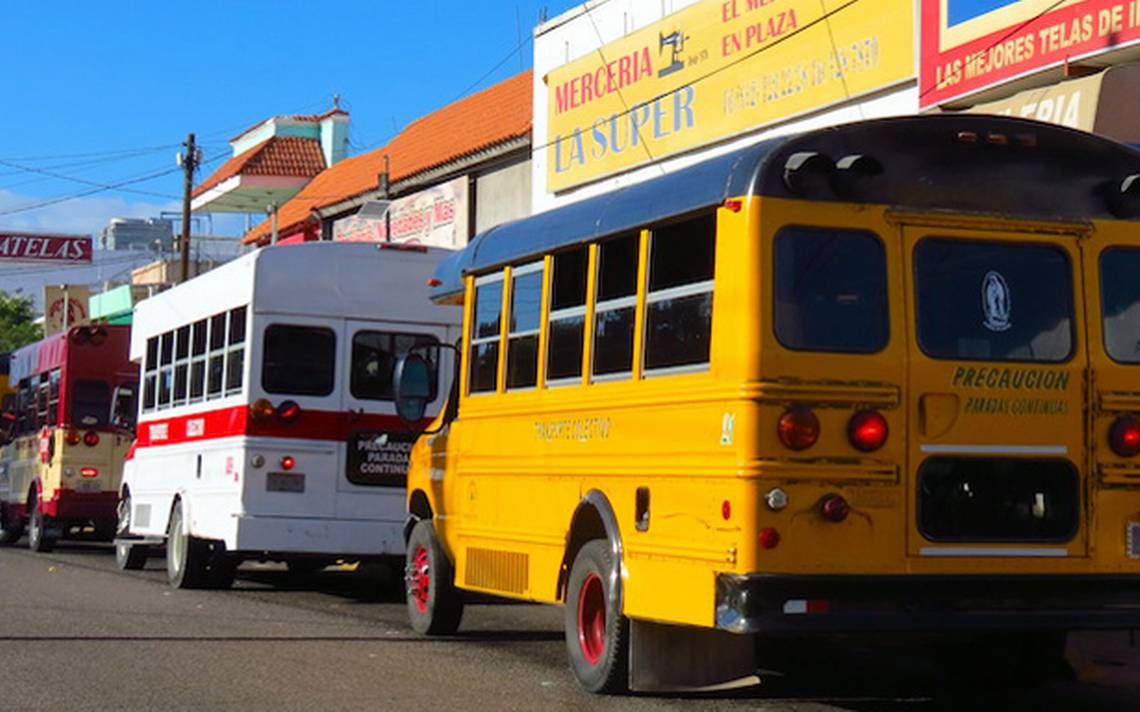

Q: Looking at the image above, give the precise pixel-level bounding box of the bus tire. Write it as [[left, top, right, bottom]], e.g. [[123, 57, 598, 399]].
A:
[[115, 540, 149, 570], [166, 500, 209, 589], [405, 519, 463, 635], [564, 539, 628, 694], [27, 497, 56, 553], [0, 504, 23, 546], [208, 554, 238, 590]]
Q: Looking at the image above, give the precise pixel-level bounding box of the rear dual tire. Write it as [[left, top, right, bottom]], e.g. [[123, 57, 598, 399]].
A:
[[27, 497, 56, 553], [115, 492, 148, 571], [564, 540, 629, 694]]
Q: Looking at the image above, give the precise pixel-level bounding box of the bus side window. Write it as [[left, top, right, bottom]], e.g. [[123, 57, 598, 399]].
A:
[[644, 214, 716, 372], [469, 273, 504, 394], [189, 319, 207, 402], [546, 247, 588, 385], [159, 330, 174, 409], [592, 233, 639, 379], [207, 312, 227, 398], [226, 306, 247, 396], [506, 262, 543, 390], [173, 325, 190, 407], [47, 369, 61, 425], [143, 336, 158, 413]]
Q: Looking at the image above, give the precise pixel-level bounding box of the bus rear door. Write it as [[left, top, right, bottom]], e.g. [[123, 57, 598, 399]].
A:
[[337, 319, 448, 521], [902, 224, 1090, 561]]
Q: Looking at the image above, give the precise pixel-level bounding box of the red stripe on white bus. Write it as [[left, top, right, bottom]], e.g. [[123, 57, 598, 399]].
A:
[[135, 405, 428, 448]]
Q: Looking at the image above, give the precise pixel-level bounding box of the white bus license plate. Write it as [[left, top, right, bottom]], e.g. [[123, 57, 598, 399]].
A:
[[267, 472, 305, 493]]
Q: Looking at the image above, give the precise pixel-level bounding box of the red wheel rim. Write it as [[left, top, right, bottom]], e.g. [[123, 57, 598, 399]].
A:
[[577, 572, 606, 665], [410, 545, 430, 614]]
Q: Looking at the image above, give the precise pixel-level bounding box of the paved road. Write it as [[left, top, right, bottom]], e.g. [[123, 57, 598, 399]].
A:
[[1, 541, 1138, 711]]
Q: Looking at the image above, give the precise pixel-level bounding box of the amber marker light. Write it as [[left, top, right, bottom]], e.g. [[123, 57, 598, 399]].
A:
[[249, 399, 275, 422], [778, 407, 820, 451], [65, 429, 82, 446]]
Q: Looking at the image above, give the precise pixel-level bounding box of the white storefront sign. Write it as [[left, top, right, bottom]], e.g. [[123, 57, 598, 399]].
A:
[[333, 176, 469, 248]]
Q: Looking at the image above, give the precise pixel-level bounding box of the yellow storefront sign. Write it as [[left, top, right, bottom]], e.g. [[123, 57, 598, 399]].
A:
[[546, 0, 915, 191]]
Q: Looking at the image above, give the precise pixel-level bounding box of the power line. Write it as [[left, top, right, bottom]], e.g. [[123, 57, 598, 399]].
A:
[[0, 143, 180, 163], [0, 158, 181, 201]]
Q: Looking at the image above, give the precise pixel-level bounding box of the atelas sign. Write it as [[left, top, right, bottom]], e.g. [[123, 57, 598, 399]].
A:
[[921, 0, 1140, 108], [0, 232, 92, 263], [545, 0, 914, 191]]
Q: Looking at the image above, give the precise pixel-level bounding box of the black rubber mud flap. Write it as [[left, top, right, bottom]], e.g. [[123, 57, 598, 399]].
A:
[[628, 619, 759, 692]]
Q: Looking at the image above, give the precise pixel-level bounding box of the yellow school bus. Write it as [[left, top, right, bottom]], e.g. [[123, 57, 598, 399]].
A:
[[393, 115, 1140, 693]]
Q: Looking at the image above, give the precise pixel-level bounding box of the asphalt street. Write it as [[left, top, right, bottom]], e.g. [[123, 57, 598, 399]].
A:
[[1, 541, 1138, 711]]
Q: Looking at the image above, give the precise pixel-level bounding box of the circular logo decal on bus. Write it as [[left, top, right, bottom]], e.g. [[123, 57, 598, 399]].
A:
[[981, 270, 1012, 333]]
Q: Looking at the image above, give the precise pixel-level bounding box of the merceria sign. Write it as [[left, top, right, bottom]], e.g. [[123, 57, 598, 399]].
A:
[[546, 0, 914, 192], [0, 233, 92, 263]]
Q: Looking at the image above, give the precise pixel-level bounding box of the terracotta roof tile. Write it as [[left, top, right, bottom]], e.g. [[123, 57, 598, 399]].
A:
[[228, 108, 349, 143], [243, 71, 532, 245], [193, 136, 327, 198]]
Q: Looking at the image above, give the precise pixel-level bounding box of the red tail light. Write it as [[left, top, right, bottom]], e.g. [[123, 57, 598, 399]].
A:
[[277, 400, 301, 423], [80, 467, 98, 478], [848, 410, 888, 452], [280, 456, 295, 471], [1110, 415, 1140, 457], [249, 399, 275, 422], [759, 527, 781, 549], [65, 429, 81, 446], [819, 494, 850, 523], [83, 431, 100, 447], [777, 407, 820, 450]]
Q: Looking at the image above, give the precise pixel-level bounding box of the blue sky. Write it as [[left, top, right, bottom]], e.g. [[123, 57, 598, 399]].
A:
[[947, 0, 1022, 26], [0, 0, 575, 240]]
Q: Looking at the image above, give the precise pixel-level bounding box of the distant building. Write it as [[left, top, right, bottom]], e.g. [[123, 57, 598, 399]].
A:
[[100, 217, 174, 251]]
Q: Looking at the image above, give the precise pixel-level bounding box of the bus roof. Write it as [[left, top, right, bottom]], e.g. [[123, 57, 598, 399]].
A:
[[9, 325, 130, 383], [131, 241, 456, 359], [431, 115, 1140, 301]]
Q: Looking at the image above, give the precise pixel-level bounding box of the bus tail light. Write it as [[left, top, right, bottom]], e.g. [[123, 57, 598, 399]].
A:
[[819, 494, 850, 523], [80, 467, 98, 478], [250, 399, 275, 422], [276, 400, 301, 423], [280, 456, 295, 471], [65, 429, 82, 446], [83, 431, 100, 447], [759, 527, 780, 549], [777, 407, 819, 450], [1110, 415, 1140, 457], [848, 410, 888, 452]]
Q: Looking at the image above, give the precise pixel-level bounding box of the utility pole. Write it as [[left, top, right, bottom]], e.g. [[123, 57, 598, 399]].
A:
[[179, 133, 198, 283]]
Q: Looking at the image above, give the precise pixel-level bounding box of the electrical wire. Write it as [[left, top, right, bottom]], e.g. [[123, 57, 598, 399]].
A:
[[0, 158, 181, 201]]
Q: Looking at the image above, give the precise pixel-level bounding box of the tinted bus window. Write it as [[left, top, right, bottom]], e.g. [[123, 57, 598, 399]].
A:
[[547, 247, 588, 383], [507, 264, 542, 389], [351, 331, 439, 401], [470, 275, 503, 394], [774, 226, 888, 354], [915, 238, 1072, 362], [645, 215, 715, 371], [1100, 247, 1140, 363], [262, 325, 336, 396], [72, 379, 110, 428], [593, 233, 639, 378]]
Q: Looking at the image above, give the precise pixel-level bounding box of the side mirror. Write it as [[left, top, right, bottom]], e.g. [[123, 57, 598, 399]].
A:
[[393, 354, 432, 423], [111, 386, 136, 432]]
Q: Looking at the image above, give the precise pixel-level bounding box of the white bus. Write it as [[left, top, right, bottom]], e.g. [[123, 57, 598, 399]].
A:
[[115, 242, 460, 589]]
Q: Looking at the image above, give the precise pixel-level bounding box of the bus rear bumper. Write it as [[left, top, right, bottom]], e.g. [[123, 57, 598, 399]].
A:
[[44, 490, 117, 522], [232, 515, 405, 558], [714, 573, 1140, 634]]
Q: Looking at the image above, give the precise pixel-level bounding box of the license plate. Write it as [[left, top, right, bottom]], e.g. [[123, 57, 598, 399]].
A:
[[75, 480, 102, 493], [267, 472, 305, 493], [1129, 522, 1140, 559]]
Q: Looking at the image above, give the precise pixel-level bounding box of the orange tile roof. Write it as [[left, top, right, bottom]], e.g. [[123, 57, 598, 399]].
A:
[[193, 136, 327, 198], [243, 70, 532, 245]]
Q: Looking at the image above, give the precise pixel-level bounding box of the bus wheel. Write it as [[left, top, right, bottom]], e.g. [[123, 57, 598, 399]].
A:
[[166, 501, 209, 589], [0, 504, 24, 546], [208, 554, 238, 590], [405, 519, 463, 635], [115, 540, 149, 570], [27, 498, 56, 553], [564, 540, 629, 694]]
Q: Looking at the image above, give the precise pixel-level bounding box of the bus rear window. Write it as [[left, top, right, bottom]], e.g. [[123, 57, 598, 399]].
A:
[[915, 238, 1073, 362], [351, 331, 439, 401], [773, 226, 888, 353], [71, 379, 110, 428], [1100, 247, 1140, 363], [262, 325, 336, 396]]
